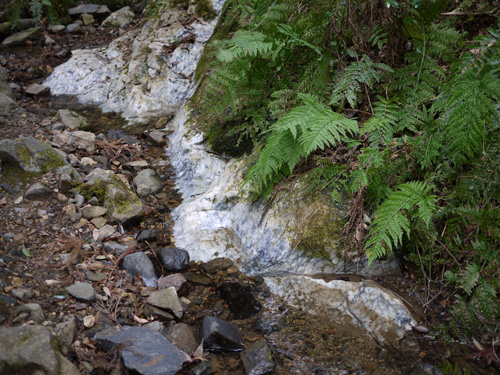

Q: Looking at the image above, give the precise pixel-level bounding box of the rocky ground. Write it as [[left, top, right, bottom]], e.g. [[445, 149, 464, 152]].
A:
[[0, 4, 497, 375]]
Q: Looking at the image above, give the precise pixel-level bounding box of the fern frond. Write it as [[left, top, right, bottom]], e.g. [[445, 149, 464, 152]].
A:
[[362, 95, 399, 146], [215, 30, 273, 62], [365, 181, 437, 264]]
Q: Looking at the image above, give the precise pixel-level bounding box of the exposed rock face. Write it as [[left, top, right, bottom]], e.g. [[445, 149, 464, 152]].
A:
[[0, 136, 68, 173], [84, 168, 144, 223], [1, 27, 41, 47], [264, 275, 417, 347], [45, 1, 225, 122], [0, 325, 80, 375]]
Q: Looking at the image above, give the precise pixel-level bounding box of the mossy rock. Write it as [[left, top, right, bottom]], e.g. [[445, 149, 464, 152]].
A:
[[82, 168, 144, 224], [0, 136, 67, 173]]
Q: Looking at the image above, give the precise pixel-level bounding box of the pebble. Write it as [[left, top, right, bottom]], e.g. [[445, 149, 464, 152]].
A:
[[158, 248, 190, 271], [158, 273, 188, 296], [147, 287, 184, 320], [66, 282, 96, 302], [81, 205, 107, 219]]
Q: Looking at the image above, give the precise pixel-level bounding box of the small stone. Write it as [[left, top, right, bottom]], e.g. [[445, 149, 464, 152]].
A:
[[91, 217, 107, 229], [93, 224, 115, 240], [56, 314, 76, 347], [133, 169, 163, 197], [202, 316, 244, 352], [57, 193, 68, 202], [241, 341, 275, 375], [44, 35, 56, 45], [56, 109, 88, 130], [166, 323, 197, 354], [142, 304, 175, 322], [25, 83, 51, 97], [136, 229, 158, 242], [65, 23, 83, 34], [83, 315, 95, 328], [66, 282, 96, 302], [81, 205, 107, 219], [183, 272, 212, 286], [48, 25, 65, 33], [147, 287, 184, 320], [1, 27, 41, 47], [158, 274, 188, 296], [75, 194, 85, 207], [158, 248, 190, 271], [122, 252, 157, 287], [104, 241, 129, 254], [24, 182, 51, 198], [124, 160, 149, 170], [86, 270, 107, 282], [67, 130, 95, 153], [148, 130, 168, 145], [201, 258, 234, 274], [81, 13, 95, 25], [14, 303, 45, 324]]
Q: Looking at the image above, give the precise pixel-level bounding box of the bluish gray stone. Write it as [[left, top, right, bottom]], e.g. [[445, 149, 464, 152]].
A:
[[95, 326, 188, 375], [147, 287, 184, 320], [241, 341, 275, 375], [166, 323, 197, 354], [66, 282, 96, 302], [158, 248, 189, 271], [122, 252, 157, 287], [202, 316, 244, 352]]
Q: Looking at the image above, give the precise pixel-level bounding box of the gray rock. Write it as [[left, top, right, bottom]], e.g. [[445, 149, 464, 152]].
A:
[[13, 303, 45, 324], [122, 252, 157, 287], [97, 5, 112, 17], [56, 109, 88, 130], [201, 257, 233, 274], [158, 247, 190, 271], [56, 314, 77, 347], [144, 320, 169, 337], [124, 160, 148, 170], [0, 325, 79, 375], [202, 316, 244, 352], [166, 323, 197, 354], [102, 7, 135, 28], [17, 19, 36, 30], [136, 229, 158, 242], [95, 326, 187, 375], [241, 341, 275, 375], [57, 165, 82, 192], [104, 241, 129, 254], [81, 205, 107, 219], [0, 92, 17, 111], [48, 25, 66, 33], [65, 23, 83, 34], [69, 4, 100, 16], [25, 83, 51, 97], [0, 299, 10, 324], [147, 287, 184, 320], [84, 168, 144, 223], [67, 130, 95, 153], [66, 282, 96, 302], [81, 13, 95, 25], [411, 362, 445, 375], [75, 194, 85, 207], [192, 361, 212, 375], [44, 35, 56, 45], [24, 182, 51, 198], [158, 273, 188, 295], [147, 129, 168, 145], [133, 169, 163, 197], [142, 304, 175, 322], [91, 216, 107, 228], [1, 27, 41, 47], [0, 136, 68, 173]]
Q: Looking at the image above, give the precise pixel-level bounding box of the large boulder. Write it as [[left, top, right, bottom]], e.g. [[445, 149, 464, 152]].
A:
[[101, 6, 135, 28], [83, 168, 144, 223], [0, 136, 68, 173], [95, 326, 188, 375], [0, 325, 79, 375], [1, 27, 41, 47]]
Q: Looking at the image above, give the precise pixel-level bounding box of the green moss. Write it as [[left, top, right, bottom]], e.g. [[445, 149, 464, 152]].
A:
[[78, 182, 107, 202], [294, 209, 345, 260], [0, 165, 41, 186]]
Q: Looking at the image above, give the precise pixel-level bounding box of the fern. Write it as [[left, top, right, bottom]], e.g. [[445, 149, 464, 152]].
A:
[[365, 181, 437, 263], [215, 31, 274, 62], [247, 94, 358, 195], [330, 55, 392, 109], [361, 95, 399, 146]]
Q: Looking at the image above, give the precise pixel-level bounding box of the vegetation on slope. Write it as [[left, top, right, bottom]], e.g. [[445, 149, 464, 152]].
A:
[[193, 0, 500, 356]]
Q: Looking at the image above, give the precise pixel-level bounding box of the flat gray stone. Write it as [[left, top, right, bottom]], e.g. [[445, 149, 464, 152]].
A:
[[25, 83, 50, 97], [24, 182, 51, 198], [147, 287, 184, 320], [66, 282, 96, 302], [0, 325, 79, 375], [95, 326, 187, 375], [56, 109, 88, 130], [202, 316, 244, 352], [81, 205, 107, 219], [14, 303, 45, 324], [48, 25, 65, 33], [1, 27, 41, 47], [66, 130, 95, 153], [122, 252, 157, 287], [68, 4, 100, 16]]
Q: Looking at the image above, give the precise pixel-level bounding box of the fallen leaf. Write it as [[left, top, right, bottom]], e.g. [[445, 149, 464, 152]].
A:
[[22, 244, 32, 258], [134, 315, 148, 324]]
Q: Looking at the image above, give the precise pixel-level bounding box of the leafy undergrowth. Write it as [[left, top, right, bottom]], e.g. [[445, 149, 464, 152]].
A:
[[193, 0, 500, 371]]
